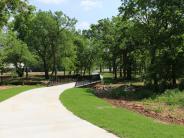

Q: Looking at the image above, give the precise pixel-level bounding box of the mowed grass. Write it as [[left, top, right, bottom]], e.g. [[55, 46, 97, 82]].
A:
[[0, 85, 41, 102], [61, 88, 184, 138]]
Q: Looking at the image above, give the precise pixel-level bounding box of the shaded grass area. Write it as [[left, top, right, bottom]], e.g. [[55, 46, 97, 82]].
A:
[[101, 72, 143, 85], [101, 72, 115, 78], [0, 85, 41, 102], [101, 72, 120, 84], [61, 88, 184, 138]]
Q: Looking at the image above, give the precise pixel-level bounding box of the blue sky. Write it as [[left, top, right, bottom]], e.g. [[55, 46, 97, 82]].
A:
[[29, 0, 122, 30]]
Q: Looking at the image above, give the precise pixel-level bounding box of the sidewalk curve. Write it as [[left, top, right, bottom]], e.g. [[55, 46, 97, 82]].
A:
[[0, 83, 118, 138]]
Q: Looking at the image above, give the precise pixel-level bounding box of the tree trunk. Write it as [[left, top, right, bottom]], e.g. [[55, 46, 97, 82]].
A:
[[51, 46, 57, 81], [54, 68, 57, 80], [127, 64, 132, 80], [126, 57, 132, 80], [80, 68, 83, 75], [45, 69, 49, 80], [120, 54, 123, 78], [150, 48, 158, 87], [171, 63, 176, 87], [53, 56, 57, 80], [43, 59, 49, 79], [100, 64, 102, 73], [64, 68, 66, 76], [109, 67, 112, 73], [88, 68, 91, 75], [16, 67, 24, 78], [25, 67, 28, 79], [123, 50, 127, 79], [114, 67, 117, 79], [83, 68, 86, 76], [120, 66, 123, 78], [113, 60, 117, 79], [123, 68, 127, 79]]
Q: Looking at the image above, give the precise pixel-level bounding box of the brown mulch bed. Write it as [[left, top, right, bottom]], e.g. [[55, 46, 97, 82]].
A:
[[105, 98, 184, 125]]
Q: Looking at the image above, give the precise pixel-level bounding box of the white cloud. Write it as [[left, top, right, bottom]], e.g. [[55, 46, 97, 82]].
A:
[[80, 0, 102, 11], [38, 0, 66, 4], [76, 21, 90, 30]]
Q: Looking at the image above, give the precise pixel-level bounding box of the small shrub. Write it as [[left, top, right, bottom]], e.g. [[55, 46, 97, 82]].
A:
[[109, 86, 155, 100]]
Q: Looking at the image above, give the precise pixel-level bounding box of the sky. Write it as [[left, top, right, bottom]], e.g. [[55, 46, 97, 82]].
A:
[[29, 0, 122, 30]]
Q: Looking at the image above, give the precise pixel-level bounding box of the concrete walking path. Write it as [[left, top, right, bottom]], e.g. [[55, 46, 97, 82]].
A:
[[0, 83, 118, 138]]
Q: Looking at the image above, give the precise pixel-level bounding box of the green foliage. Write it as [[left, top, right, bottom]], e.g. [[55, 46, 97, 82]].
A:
[[74, 34, 96, 75], [0, 0, 28, 28], [60, 31, 77, 72], [118, 0, 184, 87], [0, 32, 6, 71], [0, 31, 34, 77], [12, 4, 36, 42], [1, 0, 184, 87], [27, 10, 77, 79]]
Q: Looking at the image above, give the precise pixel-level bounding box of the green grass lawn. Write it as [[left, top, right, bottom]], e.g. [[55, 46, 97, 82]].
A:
[[0, 85, 41, 102], [101, 72, 115, 78], [101, 72, 119, 84], [61, 88, 184, 138]]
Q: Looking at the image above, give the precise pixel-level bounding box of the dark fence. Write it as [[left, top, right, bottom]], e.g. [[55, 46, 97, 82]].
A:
[[48, 75, 78, 86], [0, 76, 13, 85], [75, 74, 101, 87], [49, 74, 101, 87], [0, 74, 101, 87]]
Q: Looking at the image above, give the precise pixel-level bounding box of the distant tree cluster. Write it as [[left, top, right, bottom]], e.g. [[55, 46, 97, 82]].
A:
[[0, 0, 184, 90], [0, 0, 93, 80], [86, 0, 184, 90]]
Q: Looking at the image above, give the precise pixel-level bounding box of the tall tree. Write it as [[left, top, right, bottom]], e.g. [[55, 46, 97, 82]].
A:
[[28, 11, 57, 79], [1, 32, 34, 77], [50, 11, 76, 79], [28, 11, 77, 79]]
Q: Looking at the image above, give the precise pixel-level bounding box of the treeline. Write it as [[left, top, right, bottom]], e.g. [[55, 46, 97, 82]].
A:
[[0, 0, 95, 80], [86, 0, 184, 90], [0, 0, 184, 90]]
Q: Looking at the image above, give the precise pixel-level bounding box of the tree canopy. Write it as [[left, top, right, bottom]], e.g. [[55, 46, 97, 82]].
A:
[[0, 0, 183, 91]]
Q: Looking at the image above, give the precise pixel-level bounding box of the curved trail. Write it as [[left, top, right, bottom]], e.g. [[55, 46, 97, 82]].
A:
[[0, 83, 117, 138]]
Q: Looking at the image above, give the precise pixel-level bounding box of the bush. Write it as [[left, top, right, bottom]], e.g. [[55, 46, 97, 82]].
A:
[[109, 86, 155, 100]]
